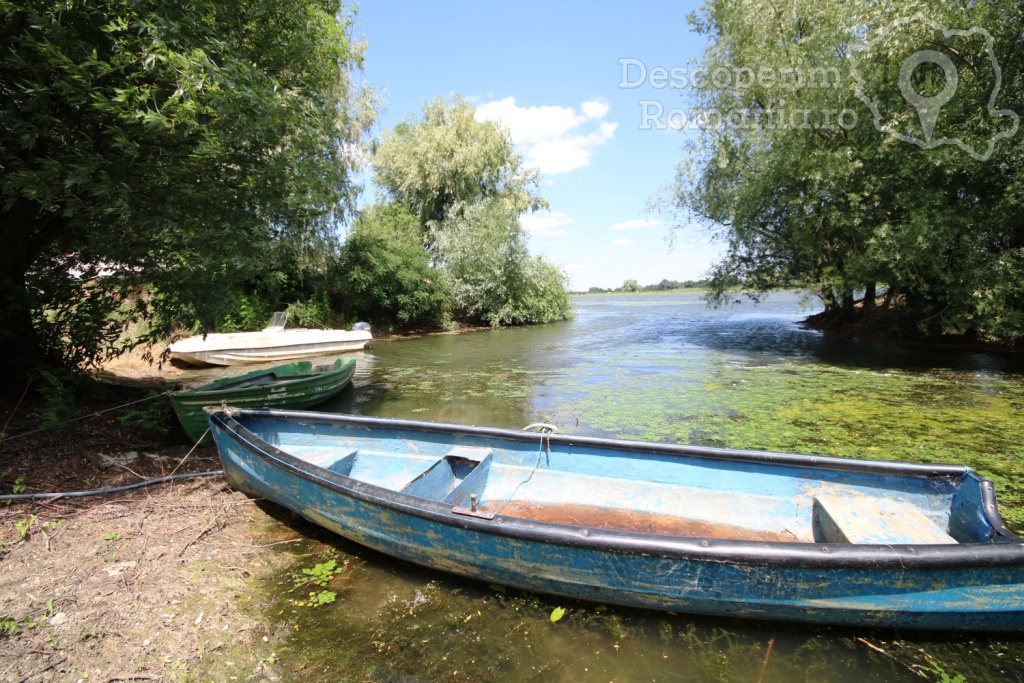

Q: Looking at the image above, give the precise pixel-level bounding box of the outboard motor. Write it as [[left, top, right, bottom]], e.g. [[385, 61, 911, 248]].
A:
[[353, 322, 371, 332]]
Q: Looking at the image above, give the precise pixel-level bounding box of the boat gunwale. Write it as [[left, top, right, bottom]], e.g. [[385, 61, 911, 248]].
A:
[[172, 359, 355, 400], [208, 408, 1024, 569], [169, 329, 372, 355]]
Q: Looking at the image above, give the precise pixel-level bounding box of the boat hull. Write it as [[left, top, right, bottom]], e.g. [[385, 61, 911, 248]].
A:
[[171, 359, 354, 442], [169, 329, 371, 366], [206, 409, 1024, 631]]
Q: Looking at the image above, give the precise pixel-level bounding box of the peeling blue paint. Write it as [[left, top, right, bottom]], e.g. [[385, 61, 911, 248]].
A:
[[208, 408, 1024, 632]]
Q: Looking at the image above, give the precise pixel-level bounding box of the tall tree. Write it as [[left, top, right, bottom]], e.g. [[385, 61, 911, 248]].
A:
[[0, 0, 374, 376], [372, 95, 546, 231], [338, 202, 451, 329], [431, 198, 573, 327], [369, 96, 572, 327], [674, 0, 1024, 342]]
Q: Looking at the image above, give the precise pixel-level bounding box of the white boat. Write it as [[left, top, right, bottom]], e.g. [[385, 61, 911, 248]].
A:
[[169, 313, 372, 366]]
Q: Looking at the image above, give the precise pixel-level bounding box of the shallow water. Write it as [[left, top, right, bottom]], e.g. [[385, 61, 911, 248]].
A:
[[225, 292, 1024, 681], [329, 291, 1024, 530]]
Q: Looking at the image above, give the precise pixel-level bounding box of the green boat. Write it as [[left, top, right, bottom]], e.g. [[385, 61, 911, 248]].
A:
[[170, 358, 355, 442]]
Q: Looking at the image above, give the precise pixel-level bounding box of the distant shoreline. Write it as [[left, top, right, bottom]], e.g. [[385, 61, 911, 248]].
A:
[[573, 289, 1024, 355], [802, 314, 1024, 356], [572, 288, 710, 296]]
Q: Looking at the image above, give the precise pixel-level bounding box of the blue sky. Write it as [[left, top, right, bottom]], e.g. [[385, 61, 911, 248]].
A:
[[354, 0, 724, 291]]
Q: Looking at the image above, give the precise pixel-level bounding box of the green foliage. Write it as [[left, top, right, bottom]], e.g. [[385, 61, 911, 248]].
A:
[[296, 590, 337, 608], [675, 0, 1024, 343], [0, 615, 18, 636], [294, 559, 345, 589], [922, 656, 967, 683], [287, 292, 333, 330], [36, 371, 74, 432], [30, 263, 145, 370], [549, 607, 566, 623], [432, 199, 574, 327], [213, 270, 293, 334], [339, 204, 451, 329], [291, 559, 344, 608], [373, 96, 546, 228], [15, 516, 35, 540], [0, 0, 376, 375], [116, 390, 173, 435], [2, 472, 24, 506], [364, 96, 572, 330], [103, 532, 121, 542]]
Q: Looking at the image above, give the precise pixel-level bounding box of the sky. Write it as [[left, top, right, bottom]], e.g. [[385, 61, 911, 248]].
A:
[[354, 0, 724, 291]]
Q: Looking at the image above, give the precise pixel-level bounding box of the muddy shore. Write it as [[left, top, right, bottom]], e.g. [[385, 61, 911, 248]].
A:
[[0, 360, 319, 681]]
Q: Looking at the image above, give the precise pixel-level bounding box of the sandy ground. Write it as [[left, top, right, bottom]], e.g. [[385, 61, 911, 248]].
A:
[[0, 355, 307, 682], [0, 471, 309, 682]]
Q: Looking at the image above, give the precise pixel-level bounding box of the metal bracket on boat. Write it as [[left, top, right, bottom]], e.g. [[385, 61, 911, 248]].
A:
[[522, 423, 559, 434], [452, 493, 495, 520]]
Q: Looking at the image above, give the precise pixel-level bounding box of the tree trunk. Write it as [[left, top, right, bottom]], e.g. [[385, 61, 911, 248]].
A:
[[0, 199, 65, 384], [863, 282, 876, 313], [840, 290, 856, 322], [821, 286, 838, 314]]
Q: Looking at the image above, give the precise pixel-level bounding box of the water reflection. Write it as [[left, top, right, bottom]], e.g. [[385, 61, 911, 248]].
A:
[[269, 512, 979, 683]]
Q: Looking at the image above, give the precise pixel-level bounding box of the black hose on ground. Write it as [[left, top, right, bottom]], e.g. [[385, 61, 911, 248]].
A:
[[0, 470, 225, 502]]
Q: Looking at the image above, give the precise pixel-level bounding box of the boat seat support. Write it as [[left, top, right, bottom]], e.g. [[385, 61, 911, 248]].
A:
[[402, 450, 493, 504]]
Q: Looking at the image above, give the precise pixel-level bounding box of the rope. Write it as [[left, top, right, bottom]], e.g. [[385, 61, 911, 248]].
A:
[[522, 423, 559, 433], [169, 427, 210, 476], [0, 470, 224, 502], [0, 374, 38, 440], [0, 390, 173, 445], [497, 423, 552, 509]]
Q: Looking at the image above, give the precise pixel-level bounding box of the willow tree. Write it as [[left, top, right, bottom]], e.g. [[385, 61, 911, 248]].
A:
[[0, 0, 374, 377], [676, 0, 1024, 341], [369, 96, 573, 327], [431, 198, 573, 327], [372, 95, 546, 231]]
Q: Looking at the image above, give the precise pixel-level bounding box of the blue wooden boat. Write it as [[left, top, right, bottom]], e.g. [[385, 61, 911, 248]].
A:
[[205, 408, 1024, 632]]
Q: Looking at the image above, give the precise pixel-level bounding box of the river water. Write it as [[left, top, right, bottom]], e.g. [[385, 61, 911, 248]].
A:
[[239, 292, 1024, 681]]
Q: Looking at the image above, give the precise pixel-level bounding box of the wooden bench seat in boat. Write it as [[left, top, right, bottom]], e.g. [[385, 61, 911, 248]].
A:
[[403, 447, 493, 503], [321, 446, 493, 504], [813, 494, 957, 545], [327, 450, 436, 490]]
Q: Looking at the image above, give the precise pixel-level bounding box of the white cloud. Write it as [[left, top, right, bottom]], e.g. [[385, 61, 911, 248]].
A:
[[475, 97, 617, 175], [580, 100, 610, 119], [611, 218, 661, 231], [613, 238, 634, 247], [520, 210, 574, 238]]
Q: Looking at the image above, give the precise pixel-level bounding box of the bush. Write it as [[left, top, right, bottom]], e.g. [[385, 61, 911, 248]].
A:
[[338, 205, 450, 329], [432, 199, 574, 326]]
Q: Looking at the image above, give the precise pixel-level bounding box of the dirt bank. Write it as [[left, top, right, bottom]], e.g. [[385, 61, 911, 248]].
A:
[[0, 374, 307, 681], [0, 477, 307, 682]]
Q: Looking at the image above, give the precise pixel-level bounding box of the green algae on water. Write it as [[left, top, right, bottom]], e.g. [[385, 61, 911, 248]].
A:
[[557, 355, 1024, 532]]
